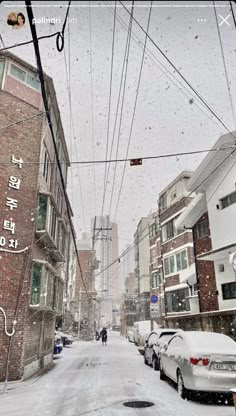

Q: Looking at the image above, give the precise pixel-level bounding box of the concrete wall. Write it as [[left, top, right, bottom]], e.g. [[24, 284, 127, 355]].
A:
[[165, 309, 236, 341]]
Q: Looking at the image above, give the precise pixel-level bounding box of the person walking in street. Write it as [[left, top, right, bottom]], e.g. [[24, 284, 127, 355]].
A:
[[100, 327, 108, 346]]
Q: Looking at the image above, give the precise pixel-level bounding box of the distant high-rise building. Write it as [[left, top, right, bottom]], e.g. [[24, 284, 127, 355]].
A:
[[91, 215, 119, 324]]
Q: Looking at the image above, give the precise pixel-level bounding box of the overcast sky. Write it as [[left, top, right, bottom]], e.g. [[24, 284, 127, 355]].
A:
[[1, 1, 236, 252]]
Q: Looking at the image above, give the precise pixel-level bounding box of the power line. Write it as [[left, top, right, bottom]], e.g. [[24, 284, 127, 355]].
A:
[[26, 1, 90, 299], [0, 32, 60, 53], [101, 0, 117, 218], [0, 112, 46, 131], [230, 0, 236, 29], [89, 2, 97, 218], [119, 1, 236, 143], [112, 1, 153, 223], [63, 30, 87, 234], [108, 1, 134, 218], [213, 1, 236, 128], [102, 3, 134, 219], [0, 145, 234, 165], [104, 1, 223, 131]]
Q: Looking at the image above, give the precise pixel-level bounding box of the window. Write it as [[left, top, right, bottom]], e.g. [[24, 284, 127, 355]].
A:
[[43, 147, 51, 183], [164, 249, 188, 276], [159, 193, 167, 212], [161, 219, 175, 242], [56, 187, 63, 214], [37, 194, 48, 231], [152, 272, 158, 288], [30, 262, 62, 310], [149, 223, 156, 238], [167, 336, 183, 349], [152, 270, 163, 288], [0, 60, 5, 87], [49, 204, 57, 242], [196, 220, 208, 239], [30, 263, 42, 305], [220, 191, 236, 209], [26, 73, 40, 90], [218, 264, 225, 273], [222, 282, 236, 300], [10, 64, 26, 82], [166, 288, 190, 313], [10, 63, 40, 91]]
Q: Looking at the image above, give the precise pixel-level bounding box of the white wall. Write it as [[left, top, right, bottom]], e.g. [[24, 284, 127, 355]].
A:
[[214, 260, 236, 310], [206, 159, 236, 251]]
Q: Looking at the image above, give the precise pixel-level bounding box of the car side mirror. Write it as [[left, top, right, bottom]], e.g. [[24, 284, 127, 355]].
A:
[[163, 343, 168, 351]]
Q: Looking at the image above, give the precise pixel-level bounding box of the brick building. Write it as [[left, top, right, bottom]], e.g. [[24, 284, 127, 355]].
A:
[[158, 171, 199, 319], [75, 236, 96, 340], [0, 52, 74, 381]]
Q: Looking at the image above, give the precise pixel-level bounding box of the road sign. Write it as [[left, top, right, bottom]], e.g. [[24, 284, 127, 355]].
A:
[[150, 295, 158, 303]]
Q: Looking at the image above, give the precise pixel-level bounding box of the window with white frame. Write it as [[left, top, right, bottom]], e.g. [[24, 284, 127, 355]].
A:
[[30, 262, 63, 312], [159, 193, 167, 212], [164, 249, 188, 276], [149, 223, 156, 238], [10, 63, 40, 91], [220, 191, 236, 209], [196, 220, 208, 239], [43, 146, 51, 184]]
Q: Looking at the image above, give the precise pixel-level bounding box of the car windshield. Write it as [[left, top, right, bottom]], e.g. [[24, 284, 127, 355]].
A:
[[1, 1, 236, 415]]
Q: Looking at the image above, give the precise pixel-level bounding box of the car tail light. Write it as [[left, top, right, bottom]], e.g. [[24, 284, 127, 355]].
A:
[[190, 357, 209, 366]]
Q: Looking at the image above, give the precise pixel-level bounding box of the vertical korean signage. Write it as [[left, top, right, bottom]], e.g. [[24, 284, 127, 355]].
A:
[[0, 155, 23, 251]]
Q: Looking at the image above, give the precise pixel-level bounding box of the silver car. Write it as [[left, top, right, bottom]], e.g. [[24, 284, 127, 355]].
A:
[[159, 331, 236, 400], [144, 329, 181, 370]]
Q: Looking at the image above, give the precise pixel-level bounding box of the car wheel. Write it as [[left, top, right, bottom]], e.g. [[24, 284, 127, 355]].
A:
[[144, 352, 148, 365], [152, 355, 159, 371], [177, 370, 189, 400], [159, 362, 166, 380]]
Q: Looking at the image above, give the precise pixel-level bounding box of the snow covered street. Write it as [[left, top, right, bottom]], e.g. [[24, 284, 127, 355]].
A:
[[0, 332, 234, 416]]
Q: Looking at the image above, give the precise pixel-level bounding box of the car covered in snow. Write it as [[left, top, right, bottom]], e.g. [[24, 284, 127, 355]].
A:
[[57, 331, 74, 346], [159, 331, 236, 400], [133, 320, 160, 346], [144, 328, 182, 370], [127, 328, 134, 343]]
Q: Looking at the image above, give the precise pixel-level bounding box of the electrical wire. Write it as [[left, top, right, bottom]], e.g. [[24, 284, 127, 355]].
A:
[[230, 0, 236, 29], [119, 1, 236, 143], [0, 32, 60, 53], [108, 1, 134, 218], [101, 0, 117, 218], [104, 0, 223, 131], [213, 1, 236, 128], [63, 32, 87, 234], [26, 1, 90, 299], [89, 2, 97, 218], [112, 1, 153, 223], [102, 4, 135, 218], [0, 145, 234, 165]]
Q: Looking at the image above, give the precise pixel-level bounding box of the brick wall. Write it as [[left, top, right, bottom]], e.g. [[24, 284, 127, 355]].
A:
[[193, 213, 219, 312], [161, 231, 193, 255], [159, 196, 193, 223]]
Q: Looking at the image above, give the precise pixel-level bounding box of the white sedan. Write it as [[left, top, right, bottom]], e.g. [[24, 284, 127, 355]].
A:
[[159, 331, 236, 400]]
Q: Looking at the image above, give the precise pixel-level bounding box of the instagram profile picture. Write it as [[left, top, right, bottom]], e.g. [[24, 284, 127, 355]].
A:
[[7, 12, 25, 29]]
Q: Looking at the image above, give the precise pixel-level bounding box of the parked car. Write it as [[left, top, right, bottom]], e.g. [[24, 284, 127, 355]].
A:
[[144, 328, 182, 370], [57, 331, 74, 346], [159, 331, 236, 400], [54, 332, 63, 354], [127, 328, 134, 343], [133, 320, 160, 346]]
